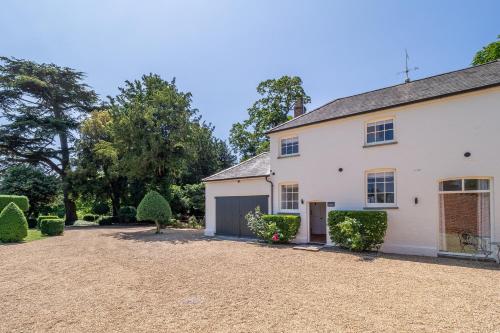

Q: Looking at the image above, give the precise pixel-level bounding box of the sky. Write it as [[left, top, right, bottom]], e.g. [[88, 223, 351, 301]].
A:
[[1, 0, 499, 140]]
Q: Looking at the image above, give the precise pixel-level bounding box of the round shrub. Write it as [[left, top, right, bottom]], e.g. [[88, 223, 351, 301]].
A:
[[0, 195, 29, 213], [0, 202, 28, 242], [118, 206, 137, 223], [328, 210, 388, 252], [39, 218, 64, 236], [92, 202, 110, 215], [137, 191, 172, 233]]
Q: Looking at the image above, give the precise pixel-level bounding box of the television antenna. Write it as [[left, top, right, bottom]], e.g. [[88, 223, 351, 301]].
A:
[[398, 49, 419, 83]]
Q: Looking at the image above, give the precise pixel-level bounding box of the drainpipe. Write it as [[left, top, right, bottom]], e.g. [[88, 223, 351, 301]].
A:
[[265, 174, 274, 214]]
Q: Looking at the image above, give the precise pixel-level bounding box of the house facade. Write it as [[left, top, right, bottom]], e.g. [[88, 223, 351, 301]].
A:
[[204, 61, 500, 258]]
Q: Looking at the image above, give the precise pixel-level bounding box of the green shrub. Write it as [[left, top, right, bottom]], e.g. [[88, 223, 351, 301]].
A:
[[0, 195, 29, 213], [246, 207, 300, 243], [82, 214, 98, 222], [97, 216, 118, 226], [137, 191, 172, 233], [328, 210, 388, 251], [0, 202, 28, 242], [36, 215, 59, 228], [118, 206, 137, 223], [92, 202, 110, 215], [39, 218, 64, 236]]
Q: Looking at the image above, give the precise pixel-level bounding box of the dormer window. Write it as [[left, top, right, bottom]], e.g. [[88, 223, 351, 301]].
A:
[[281, 136, 299, 156], [366, 119, 394, 145]]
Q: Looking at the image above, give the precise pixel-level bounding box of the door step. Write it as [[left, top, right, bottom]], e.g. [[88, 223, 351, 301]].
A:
[[293, 245, 323, 252]]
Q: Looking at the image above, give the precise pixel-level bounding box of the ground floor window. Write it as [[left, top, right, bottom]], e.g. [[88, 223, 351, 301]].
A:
[[281, 184, 299, 211], [366, 170, 395, 206], [439, 178, 491, 254]]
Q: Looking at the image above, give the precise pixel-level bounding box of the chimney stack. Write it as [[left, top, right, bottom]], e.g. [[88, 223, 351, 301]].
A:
[[293, 97, 305, 118]]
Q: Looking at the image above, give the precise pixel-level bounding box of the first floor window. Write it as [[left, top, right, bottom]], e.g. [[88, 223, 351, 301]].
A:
[[281, 184, 299, 210], [367, 171, 395, 205], [281, 137, 299, 156], [366, 119, 394, 144]]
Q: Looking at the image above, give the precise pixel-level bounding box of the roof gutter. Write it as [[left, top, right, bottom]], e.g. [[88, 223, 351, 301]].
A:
[[202, 175, 269, 183]]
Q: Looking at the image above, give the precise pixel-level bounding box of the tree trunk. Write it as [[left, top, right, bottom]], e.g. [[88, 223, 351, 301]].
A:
[[56, 110, 76, 225], [63, 189, 78, 225]]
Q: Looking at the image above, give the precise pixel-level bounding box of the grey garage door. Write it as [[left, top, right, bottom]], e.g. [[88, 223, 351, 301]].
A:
[[215, 195, 269, 237]]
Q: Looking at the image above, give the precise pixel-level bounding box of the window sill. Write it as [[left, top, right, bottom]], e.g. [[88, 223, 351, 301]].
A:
[[278, 153, 300, 159], [363, 141, 398, 148], [363, 206, 399, 210]]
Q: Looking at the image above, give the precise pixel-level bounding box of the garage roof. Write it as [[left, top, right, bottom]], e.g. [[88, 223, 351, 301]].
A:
[[202, 152, 270, 182], [267, 60, 500, 134]]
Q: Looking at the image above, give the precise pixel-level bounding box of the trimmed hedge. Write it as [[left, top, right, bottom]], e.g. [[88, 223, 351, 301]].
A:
[[0, 202, 28, 242], [0, 195, 29, 213], [37, 215, 59, 228], [83, 214, 99, 222], [39, 218, 64, 236], [118, 206, 137, 223], [328, 210, 387, 252], [262, 214, 301, 243]]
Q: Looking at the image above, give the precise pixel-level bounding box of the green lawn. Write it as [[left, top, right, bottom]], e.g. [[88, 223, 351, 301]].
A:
[[24, 229, 47, 242]]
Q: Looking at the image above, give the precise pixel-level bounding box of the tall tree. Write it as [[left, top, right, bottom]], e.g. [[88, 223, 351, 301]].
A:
[[472, 35, 500, 65], [181, 121, 235, 184], [109, 74, 195, 196], [0, 57, 97, 223], [73, 110, 126, 216], [0, 164, 60, 218], [229, 76, 310, 160]]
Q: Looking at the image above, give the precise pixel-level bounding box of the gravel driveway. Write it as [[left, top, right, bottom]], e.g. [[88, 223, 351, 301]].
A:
[[0, 226, 499, 332]]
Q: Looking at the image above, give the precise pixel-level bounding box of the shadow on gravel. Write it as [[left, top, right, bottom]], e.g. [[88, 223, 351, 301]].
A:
[[107, 228, 218, 244], [320, 246, 500, 271]]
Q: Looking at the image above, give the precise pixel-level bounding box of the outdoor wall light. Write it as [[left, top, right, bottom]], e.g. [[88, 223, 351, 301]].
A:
[[414, 197, 418, 205], [464, 152, 471, 157], [301, 199, 304, 204], [338, 168, 343, 172]]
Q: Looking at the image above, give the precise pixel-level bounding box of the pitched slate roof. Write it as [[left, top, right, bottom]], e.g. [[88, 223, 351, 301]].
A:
[[203, 152, 270, 182], [268, 60, 500, 134]]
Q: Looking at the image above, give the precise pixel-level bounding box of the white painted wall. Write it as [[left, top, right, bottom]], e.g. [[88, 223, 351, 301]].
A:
[[204, 178, 271, 236], [268, 87, 500, 256]]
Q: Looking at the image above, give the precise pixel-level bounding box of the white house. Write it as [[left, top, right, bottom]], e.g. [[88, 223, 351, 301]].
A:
[[203, 60, 500, 258]]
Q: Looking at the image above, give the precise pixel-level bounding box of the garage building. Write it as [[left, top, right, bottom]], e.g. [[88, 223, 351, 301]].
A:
[[203, 153, 271, 237]]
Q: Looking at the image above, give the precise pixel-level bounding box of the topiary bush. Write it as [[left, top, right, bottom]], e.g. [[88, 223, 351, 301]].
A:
[[39, 218, 64, 236], [82, 214, 98, 222], [37, 215, 59, 229], [118, 206, 137, 223], [328, 210, 388, 252], [0, 195, 29, 213], [0, 202, 28, 242], [137, 191, 172, 234], [246, 207, 300, 243]]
